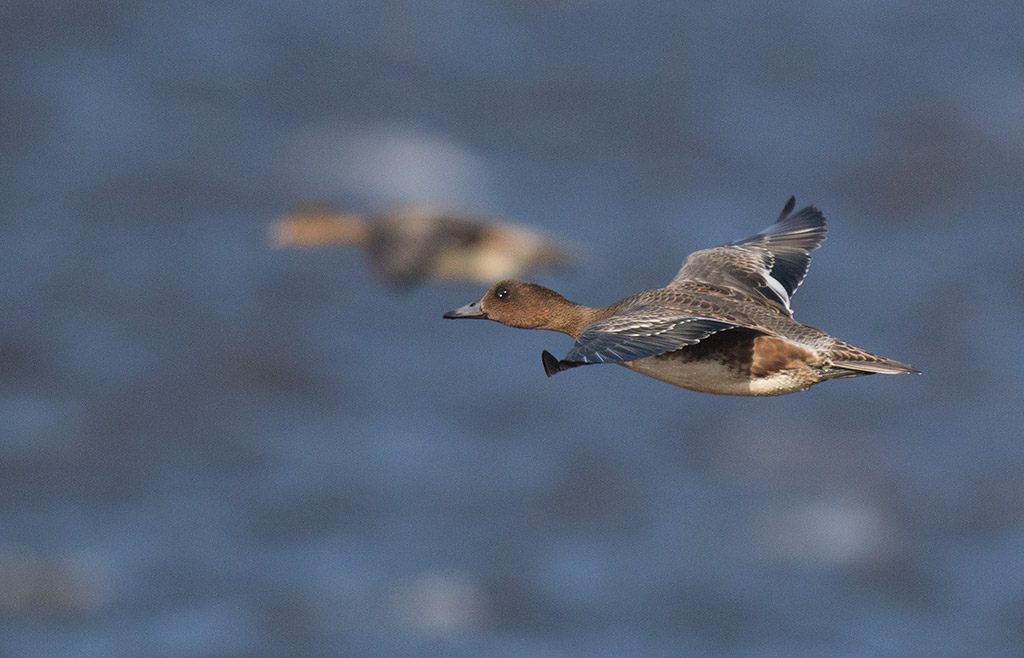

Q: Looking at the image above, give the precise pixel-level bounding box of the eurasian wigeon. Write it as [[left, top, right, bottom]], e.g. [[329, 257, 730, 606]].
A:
[[271, 204, 572, 287], [444, 197, 918, 396]]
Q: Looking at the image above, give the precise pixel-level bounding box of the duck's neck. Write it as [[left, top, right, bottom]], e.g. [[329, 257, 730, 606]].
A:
[[317, 212, 370, 245], [533, 292, 603, 338]]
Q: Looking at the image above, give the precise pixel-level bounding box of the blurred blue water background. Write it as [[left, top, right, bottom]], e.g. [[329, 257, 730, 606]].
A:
[[2, 2, 1023, 656]]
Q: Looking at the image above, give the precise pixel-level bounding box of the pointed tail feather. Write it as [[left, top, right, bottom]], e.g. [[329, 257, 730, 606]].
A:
[[829, 341, 919, 375]]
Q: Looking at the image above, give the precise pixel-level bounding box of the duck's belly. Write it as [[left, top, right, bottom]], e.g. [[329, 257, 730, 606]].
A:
[[622, 330, 822, 397], [624, 357, 815, 396]]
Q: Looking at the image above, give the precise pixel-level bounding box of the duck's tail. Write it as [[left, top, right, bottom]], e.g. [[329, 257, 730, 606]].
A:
[[828, 340, 919, 375]]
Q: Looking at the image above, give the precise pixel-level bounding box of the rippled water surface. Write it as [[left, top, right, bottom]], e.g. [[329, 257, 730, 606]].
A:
[[3, 2, 1023, 656]]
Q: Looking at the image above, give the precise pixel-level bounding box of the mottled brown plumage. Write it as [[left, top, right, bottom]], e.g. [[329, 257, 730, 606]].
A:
[[444, 198, 918, 396]]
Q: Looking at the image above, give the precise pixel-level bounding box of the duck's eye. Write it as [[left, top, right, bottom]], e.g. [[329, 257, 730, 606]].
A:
[[495, 286, 510, 300]]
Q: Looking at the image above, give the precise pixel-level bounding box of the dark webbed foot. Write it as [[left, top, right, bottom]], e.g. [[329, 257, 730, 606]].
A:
[[541, 351, 586, 377]]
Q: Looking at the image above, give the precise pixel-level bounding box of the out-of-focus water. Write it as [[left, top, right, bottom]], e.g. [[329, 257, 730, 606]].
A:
[[2, 2, 1023, 656]]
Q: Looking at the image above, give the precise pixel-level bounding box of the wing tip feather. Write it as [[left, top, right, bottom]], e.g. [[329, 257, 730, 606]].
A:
[[776, 196, 797, 222]]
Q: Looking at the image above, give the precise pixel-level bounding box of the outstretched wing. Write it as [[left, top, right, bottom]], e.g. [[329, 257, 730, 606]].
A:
[[668, 197, 826, 316], [558, 310, 736, 367]]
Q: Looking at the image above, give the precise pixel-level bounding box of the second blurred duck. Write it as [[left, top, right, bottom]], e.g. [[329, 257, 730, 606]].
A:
[[271, 204, 573, 287]]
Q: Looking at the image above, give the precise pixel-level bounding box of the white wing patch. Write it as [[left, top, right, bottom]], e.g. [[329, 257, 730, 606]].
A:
[[761, 266, 791, 312]]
